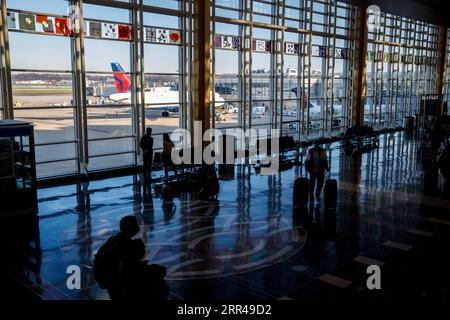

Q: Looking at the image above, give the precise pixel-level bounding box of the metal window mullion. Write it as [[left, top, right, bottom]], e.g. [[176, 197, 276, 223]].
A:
[[78, 0, 89, 171], [279, 0, 285, 137], [0, 0, 13, 119], [211, 0, 216, 129]]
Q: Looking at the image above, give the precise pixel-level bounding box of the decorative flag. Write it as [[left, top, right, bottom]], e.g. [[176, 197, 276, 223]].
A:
[[7, 12, 18, 29], [118, 24, 131, 40], [335, 48, 342, 58], [312, 46, 319, 56], [19, 13, 36, 31], [155, 29, 169, 43], [221, 35, 233, 49], [83, 21, 89, 37], [89, 21, 102, 38], [102, 23, 118, 39], [145, 27, 156, 42], [265, 40, 272, 53], [285, 42, 298, 55], [231, 36, 240, 50], [169, 30, 181, 44], [214, 35, 222, 48], [341, 48, 348, 59], [253, 39, 266, 52], [318, 46, 326, 57], [36, 15, 55, 33], [55, 17, 71, 36]]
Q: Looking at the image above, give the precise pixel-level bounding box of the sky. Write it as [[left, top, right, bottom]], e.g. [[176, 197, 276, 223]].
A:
[[7, 0, 346, 75]]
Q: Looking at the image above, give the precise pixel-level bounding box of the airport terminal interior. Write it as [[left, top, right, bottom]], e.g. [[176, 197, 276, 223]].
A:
[[0, 0, 450, 301]]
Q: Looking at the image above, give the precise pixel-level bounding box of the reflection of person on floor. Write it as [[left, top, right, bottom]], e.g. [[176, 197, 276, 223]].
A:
[[305, 143, 329, 202], [118, 239, 169, 300], [162, 133, 177, 179], [93, 216, 140, 300], [140, 127, 154, 181]]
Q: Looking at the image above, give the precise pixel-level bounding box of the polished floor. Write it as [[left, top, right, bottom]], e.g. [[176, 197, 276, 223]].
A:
[[1, 131, 450, 301]]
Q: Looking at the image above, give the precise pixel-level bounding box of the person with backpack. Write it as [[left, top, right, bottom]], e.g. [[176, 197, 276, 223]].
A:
[[117, 239, 169, 301], [93, 216, 140, 300], [305, 142, 329, 203]]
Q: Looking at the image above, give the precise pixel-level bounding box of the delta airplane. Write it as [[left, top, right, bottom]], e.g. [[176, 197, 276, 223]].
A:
[[108, 63, 225, 116]]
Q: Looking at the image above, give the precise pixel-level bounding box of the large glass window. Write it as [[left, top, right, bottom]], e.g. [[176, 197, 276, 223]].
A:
[[7, 0, 76, 177], [365, 12, 439, 128], [3, 0, 191, 179], [211, 0, 355, 140]]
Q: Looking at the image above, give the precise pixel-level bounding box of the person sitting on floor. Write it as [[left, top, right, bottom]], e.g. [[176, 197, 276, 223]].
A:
[[117, 239, 169, 301], [93, 216, 140, 300]]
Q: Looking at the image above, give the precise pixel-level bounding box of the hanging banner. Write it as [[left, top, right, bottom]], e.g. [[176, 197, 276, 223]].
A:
[[252, 39, 271, 53], [55, 17, 71, 36], [145, 27, 182, 45], [18, 13, 36, 31], [7, 12, 18, 29], [102, 23, 119, 39], [89, 21, 102, 38], [36, 15, 55, 33], [169, 30, 181, 44], [284, 42, 299, 55], [214, 34, 240, 50]]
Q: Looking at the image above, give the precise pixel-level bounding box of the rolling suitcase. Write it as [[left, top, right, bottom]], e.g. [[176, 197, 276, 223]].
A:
[[324, 178, 337, 209], [293, 178, 309, 208]]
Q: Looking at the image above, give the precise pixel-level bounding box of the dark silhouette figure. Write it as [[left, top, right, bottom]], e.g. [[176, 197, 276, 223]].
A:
[[305, 143, 329, 202], [93, 216, 140, 300], [118, 239, 169, 300], [162, 133, 176, 179], [140, 127, 154, 180]]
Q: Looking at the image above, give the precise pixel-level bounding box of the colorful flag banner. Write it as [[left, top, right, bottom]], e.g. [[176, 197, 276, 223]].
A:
[[214, 35, 222, 48], [221, 35, 234, 49], [117, 25, 131, 40], [55, 17, 70, 35], [253, 39, 266, 52], [169, 30, 181, 44], [155, 28, 170, 43], [84, 21, 90, 37], [7, 12, 18, 29], [19, 13, 36, 31], [102, 23, 118, 39], [89, 21, 102, 38], [318, 46, 326, 57], [36, 15, 55, 33], [285, 42, 299, 55], [146, 27, 157, 42]]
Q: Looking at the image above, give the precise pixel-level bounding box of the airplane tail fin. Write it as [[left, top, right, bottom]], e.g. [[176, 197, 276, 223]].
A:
[[111, 62, 131, 93]]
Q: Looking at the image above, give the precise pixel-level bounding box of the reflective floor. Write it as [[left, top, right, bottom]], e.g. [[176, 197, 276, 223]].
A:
[[1, 131, 450, 300]]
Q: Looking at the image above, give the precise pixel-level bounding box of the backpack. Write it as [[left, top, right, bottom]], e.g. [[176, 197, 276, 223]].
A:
[[93, 234, 123, 289]]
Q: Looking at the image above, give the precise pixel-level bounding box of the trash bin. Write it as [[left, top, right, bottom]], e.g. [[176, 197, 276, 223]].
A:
[[403, 116, 414, 130]]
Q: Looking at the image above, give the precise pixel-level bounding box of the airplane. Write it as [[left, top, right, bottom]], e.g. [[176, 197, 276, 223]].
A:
[[108, 63, 225, 116]]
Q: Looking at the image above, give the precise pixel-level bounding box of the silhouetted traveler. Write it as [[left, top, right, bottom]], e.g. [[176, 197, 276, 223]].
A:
[[93, 216, 140, 300], [430, 118, 447, 156], [140, 127, 154, 180], [305, 143, 329, 202], [162, 133, 176, 178], [199, 164, 220, 199], [118, 239, 169, 300]]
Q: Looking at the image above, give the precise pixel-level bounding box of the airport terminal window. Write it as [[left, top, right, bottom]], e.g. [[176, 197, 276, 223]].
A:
[[365, 12, 439, 128], [143, 10, 184, 152], [83, 3, 135, 171], [7, 6, 77, 178], [211, 0, 355, 140], [443, 30, 450, 106]]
